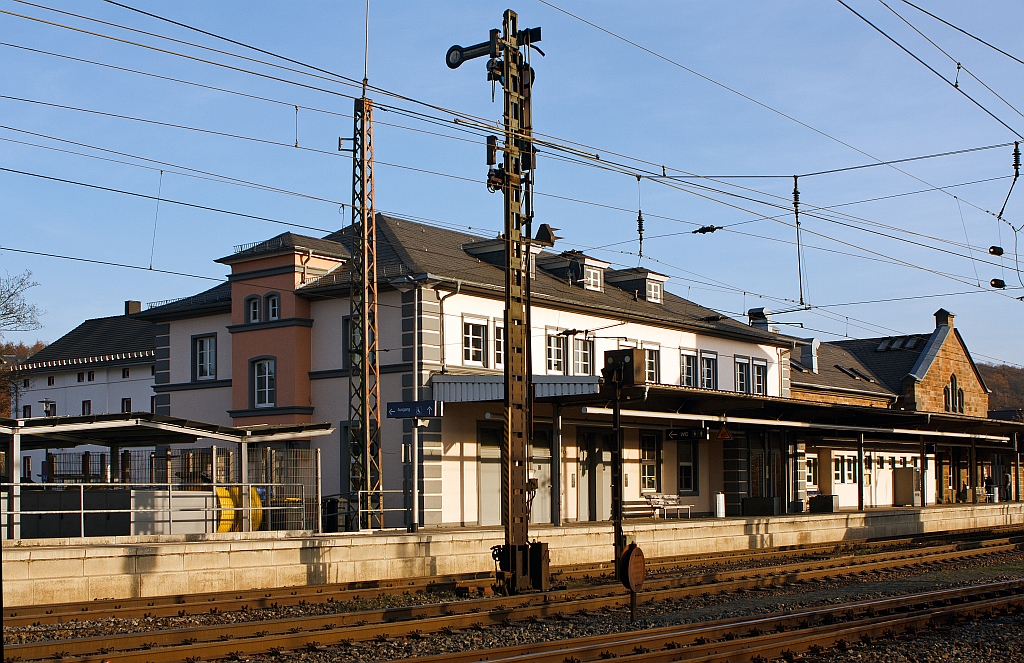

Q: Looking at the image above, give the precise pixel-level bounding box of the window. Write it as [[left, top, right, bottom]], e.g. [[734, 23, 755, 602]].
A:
[[151, 365, 156, 376], [944, 374, 965, 414], [806, 457, 819, 486], [680, 351, 697, 387], [644, 348, 660, 383], [193, 335, 217, 381], [640, 432, 660, 492], [81, 400, 91, 416], [834, 457, 843, 482], [150, 395, 157, 414], [583, 266, 602, 291], [22, 405, 31, 418], [494, 326, 504, 367], [646, 280, 663, 304], [87, 371, 95, 382], [845, 457, 855, 483], [22, 378, 29, 388], [254, 359, 276, 407], [678, 440, 699, 493], [463, 321, 486, 365], [700, 352, 718, 389], [546, 334, 566, 374], [753, 361, 767, 395], [121, 397, 132, 413], [889, 456, 896, 470], [573, 338, 593, 375], [266, 294, 280, 321], [342, 316, 352, 369], [735, 357, 750, 393], [43, 402, 56, 417], [47, 376, 54, 386], [122, 367, 130, 379], [247, 297, 261, 323], [877, 455, 885, 470], [77, 372, 85, 383]]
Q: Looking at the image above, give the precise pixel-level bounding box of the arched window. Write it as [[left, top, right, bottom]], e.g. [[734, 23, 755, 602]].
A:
[[265, 294, 280, 321], [246, 296, 261, 323], [946, 374, 965, 414]]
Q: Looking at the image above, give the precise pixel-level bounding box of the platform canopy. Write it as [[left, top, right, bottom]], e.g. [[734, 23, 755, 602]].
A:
[[0, 412, 335, 451]]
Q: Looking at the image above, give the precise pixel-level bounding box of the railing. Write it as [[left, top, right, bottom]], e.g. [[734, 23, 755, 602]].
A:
[[323, 489, 409, 531], [0, 481, 317, 540]]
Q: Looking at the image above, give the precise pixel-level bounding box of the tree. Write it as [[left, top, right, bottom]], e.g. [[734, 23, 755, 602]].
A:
[[0, 270, 42, 335], [1, 270, 44, 416]]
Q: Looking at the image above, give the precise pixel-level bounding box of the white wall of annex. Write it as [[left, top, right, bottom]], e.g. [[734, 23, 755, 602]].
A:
[[19, 365, 154, 417]]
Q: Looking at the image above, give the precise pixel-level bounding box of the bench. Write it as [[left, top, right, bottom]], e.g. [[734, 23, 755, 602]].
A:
[[644, 493, 692, 519], [622, 500, 657, 518]]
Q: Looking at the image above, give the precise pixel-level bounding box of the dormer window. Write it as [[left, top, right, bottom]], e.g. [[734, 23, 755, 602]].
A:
[[646, 280, 663, 304], [247, 297, 260, 323], [583, 266, 603, 291]]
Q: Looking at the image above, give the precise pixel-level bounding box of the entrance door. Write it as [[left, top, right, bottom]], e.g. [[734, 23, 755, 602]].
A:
[[578, 431, 612, 521], [478, 425, 502, 526]]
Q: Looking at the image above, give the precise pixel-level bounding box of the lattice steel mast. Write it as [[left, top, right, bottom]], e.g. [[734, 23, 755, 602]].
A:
[[348, 94, 383, 529], [447, 8, 548, 594]]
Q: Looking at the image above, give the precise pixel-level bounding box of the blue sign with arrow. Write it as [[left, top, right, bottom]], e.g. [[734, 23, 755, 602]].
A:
[[386, 400, 444, 418]]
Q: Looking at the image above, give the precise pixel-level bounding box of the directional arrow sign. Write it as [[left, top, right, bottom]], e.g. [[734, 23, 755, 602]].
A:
[[666, 428, 708, 441], [386, 400, 444, 419]]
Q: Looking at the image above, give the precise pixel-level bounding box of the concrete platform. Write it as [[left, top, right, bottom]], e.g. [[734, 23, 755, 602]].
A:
[[4, 503, 1023, 607]]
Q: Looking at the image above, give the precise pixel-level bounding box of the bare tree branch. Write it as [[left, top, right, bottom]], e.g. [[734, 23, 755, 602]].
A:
[[0, 270, 43, 337]]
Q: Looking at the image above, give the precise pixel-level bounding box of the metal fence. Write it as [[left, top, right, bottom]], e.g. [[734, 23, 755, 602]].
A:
[[1, 446, 322, 539]]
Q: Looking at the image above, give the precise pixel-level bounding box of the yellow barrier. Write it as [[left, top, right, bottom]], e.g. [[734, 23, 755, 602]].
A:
[[215, 487, 263, 532]]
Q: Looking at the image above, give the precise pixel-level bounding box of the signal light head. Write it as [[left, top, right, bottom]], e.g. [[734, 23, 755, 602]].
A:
[[446, 45, 465, 69], [990, 246, 1005, 256], [991, 278, 1007, 289]]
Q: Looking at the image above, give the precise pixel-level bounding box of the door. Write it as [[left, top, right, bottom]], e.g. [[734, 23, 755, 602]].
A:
[[530, 430, 552, 525], [578, 431, 612, 521], [478, 425, 502, 526]]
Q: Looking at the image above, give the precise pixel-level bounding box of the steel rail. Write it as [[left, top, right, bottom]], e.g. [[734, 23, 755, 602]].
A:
[[9, 523, 1022, 627], [7, 538, 1021, 663], [392, 579, 1024, 663]]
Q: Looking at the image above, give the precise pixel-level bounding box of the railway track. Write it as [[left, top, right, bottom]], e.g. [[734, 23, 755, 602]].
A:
[[6, 534, 1022, 663], [393, 579, 1024, 663], [7, 523, 1022, 627]]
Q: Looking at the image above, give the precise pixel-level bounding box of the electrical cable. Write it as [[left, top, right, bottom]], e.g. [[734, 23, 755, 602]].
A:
[[899, 0, 1024, 69], [835, 0, 1022, 139]]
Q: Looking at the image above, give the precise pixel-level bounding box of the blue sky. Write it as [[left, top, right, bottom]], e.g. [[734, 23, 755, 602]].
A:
[[3, 0, 1024, 365]]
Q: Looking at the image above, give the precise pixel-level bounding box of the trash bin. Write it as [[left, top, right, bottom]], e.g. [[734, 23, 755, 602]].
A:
[[715, 492, 726, 518]]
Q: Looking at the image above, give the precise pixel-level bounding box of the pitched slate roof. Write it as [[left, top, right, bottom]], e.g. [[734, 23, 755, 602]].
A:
[[21, 315, 155, 372], [302, 214, 788, 345], [216, 232, 350, 264], [831, 334, 932, 395], [791, 342, 895, 398], [135, 282, 233, 322]]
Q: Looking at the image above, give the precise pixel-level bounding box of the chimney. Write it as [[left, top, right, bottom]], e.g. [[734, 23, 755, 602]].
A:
[[934, 308, 954, 329], [124, 300, 142, 315], [747, 307, 775, 332], [801, 338, 820, 374]]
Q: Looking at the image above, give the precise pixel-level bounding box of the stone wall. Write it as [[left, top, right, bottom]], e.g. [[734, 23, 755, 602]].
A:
[[790, 387, 892, 408], [906, 330, 989, 417], [4, 503, 1022, 607]]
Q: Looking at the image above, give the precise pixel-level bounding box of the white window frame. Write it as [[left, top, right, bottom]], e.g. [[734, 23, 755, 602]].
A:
[[121, 397, 132, 413], [752, 360, 768, 395], [646, 280, 663, 304], [266, 295, 280, 321], [194, 335, 217, 381], [494, 324, 504, 368], [462, 318, 487, 366], [582, 266, 603, 291], [735, 356, 751, 394], [680, 350, 697, 387], [254, 359, 276, 408], [699, 351, 718, 390], [644, 346, 660, 383], [573, 337, 593, 376], [546, 332, 567, 374], [640, 432, 660, 492], [248, 297, 260, 323]]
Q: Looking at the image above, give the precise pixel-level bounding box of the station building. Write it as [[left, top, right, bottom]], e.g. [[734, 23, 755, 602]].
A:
[[9, 215, 1024, 528]]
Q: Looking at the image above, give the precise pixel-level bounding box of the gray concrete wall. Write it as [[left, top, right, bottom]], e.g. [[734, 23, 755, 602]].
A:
[[4, 503, 1022, 607]]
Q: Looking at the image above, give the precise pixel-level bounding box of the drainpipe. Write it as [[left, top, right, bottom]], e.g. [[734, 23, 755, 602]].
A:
[[434, 281, 461, 374]]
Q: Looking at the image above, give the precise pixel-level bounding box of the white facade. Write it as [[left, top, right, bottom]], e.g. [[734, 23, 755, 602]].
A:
[[16, 363, 155, 419]]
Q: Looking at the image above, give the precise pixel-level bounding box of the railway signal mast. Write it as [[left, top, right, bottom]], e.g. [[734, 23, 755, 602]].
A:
[[447, 9, 549, 593]]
